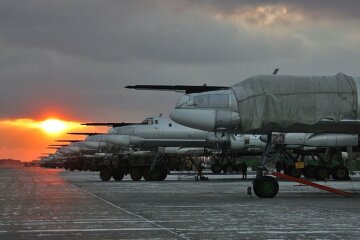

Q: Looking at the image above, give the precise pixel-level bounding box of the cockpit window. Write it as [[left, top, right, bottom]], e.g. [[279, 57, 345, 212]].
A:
[[176, 93, 229, 109], [142, 118, 154, 125], [194, 94, 228, 108]]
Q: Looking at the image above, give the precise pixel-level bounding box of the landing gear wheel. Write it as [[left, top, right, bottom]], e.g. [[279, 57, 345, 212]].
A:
[[253, 176, 279, 198], [158, 168, 168, 181], [211, 164, 222, 174], [315, 166, 330, 180], [112, 170, 124, 181], [284, 166, 302, 178], [100, 168, 112, 181], [223, 165, 233, 174], [130, 168, 142, 181], [142, 168, 152, 181], [150, 167, 167, 181], [331, 166, 350, 180], [303, 165, 316, 179]]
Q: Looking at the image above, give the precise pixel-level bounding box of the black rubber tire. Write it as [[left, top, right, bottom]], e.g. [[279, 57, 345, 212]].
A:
[[223, 165, 233, 174], [315, 166, 330, 180], [331, 165, 350, 180], [150, 168, 164, 181], [100, 168, 112, 181], [142, 168, 152, 181], [253, 176, 279, 198], [303, 165, 316, 179], [130, 168, 142, 181], [112, 170, 125, 181], [211, 164, 222, 174], [158, 168, 168, 181], [284, 166, 302, 178]]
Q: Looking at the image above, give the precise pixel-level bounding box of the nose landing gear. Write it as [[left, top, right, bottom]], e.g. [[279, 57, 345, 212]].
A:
[[253, 176, 279, 198]]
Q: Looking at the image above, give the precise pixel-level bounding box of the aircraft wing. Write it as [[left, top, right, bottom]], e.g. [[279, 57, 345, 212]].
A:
[[81, 122, 138, 127], [125, 85, 229, 94], [55, 140, 81, 143], [67, 132, 105, 136]]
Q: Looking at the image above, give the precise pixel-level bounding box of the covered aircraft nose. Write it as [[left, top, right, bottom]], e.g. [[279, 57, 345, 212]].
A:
[[170, 109, 216, 131]]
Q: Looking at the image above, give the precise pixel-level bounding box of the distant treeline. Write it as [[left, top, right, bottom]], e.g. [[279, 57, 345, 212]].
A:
[[0, 159, 22, 165]]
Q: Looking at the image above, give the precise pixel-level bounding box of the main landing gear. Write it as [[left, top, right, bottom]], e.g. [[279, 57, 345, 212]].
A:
[[252, 133, 353, 198], [252, 136, 280, 198]]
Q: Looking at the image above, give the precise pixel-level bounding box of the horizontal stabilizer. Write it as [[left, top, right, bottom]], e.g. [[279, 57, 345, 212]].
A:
[[125, 85, 229, 94], [81, 122, 138, 127]]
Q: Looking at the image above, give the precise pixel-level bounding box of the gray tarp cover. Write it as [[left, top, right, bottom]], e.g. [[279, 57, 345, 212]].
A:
[[231, 73, 357, 132]]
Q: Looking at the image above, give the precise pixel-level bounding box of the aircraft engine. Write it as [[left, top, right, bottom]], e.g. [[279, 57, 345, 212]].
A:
[[229, 135, 266, 150], [206, 132, 229, 145], [272, 133, 359, 147], [162, 147, 207, 155]]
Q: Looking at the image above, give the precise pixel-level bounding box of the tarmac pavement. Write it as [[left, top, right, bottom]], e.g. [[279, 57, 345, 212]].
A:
[[1, 166, 360, 239]]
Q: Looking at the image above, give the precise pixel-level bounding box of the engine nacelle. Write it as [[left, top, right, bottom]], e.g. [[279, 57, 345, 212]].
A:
[[206, 132, 229, 145], [272, 133, 359, 147], [161, 147, 207, 155], [230, 134, 266, 150]]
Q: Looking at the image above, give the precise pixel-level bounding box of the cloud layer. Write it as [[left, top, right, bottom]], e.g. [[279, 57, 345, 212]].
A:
[[1, 0, 360, 122]]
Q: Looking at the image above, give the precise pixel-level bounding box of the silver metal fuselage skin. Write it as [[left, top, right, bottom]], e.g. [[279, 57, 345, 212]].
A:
[[105, 116, 212, 149]]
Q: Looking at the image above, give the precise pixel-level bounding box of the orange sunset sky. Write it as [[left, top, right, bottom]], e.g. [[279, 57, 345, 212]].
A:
[[0, 117, 108, 162]]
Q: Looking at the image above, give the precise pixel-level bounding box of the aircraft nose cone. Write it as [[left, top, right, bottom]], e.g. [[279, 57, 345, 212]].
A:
[[170, 109, 216, 131], [105, 135, 130, 147]]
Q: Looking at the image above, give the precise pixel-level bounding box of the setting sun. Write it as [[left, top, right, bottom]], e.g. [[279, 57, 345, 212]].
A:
[[40, 119, 68, 134]]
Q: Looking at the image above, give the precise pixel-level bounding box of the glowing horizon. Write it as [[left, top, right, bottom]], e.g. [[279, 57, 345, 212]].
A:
[[0, 118, 107, 161]]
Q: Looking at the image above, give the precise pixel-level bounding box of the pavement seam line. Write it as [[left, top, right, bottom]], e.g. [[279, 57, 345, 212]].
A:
[[68, 183, 190, 240]]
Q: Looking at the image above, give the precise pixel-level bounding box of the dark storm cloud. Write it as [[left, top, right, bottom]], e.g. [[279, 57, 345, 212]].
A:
[[0, 0, 303, 64], [0, 0, 360, 121]]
